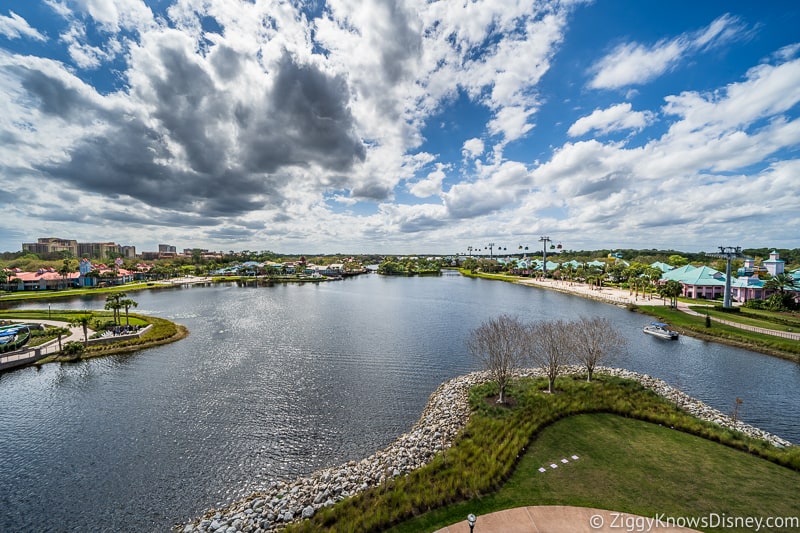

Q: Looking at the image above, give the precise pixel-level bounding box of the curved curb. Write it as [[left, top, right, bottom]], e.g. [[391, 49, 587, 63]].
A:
[[434, 505, 700, 532]]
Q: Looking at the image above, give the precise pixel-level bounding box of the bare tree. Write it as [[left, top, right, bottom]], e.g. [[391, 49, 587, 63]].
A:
[[467, 315, 527, 404], [571, 316, 626, 382], [528, 319, 574, 393]]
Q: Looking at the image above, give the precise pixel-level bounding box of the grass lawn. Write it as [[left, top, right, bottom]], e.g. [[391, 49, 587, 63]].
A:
[[636, 305, 800, 362], [385, 414, 800, 532], [693, 307, 800, 333]]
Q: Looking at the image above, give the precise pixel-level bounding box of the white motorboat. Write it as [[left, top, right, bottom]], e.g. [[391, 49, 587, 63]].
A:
[[642, 322, 678, 340]]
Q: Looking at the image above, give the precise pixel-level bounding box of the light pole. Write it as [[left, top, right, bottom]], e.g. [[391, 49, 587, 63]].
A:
[[467, 513, 477, 532], [486, 243, 495, 260], [539, 236, 551, 278], [48, 304, 51, 319], [467, 246, 473, 258]]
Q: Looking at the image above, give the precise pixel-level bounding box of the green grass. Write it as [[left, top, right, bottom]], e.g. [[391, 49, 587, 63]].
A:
[[0, 282, 155, 301], [385, 414, 800, 533], [637, 305, 800, 362], [458, 269, 523, 282], [691, 306, 800, 333], [282, 376, 800, 533]]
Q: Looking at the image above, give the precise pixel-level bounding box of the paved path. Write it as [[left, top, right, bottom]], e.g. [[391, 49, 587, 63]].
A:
[[434, 506, 699, 533], [517, 278, 799, 340], [676, 301, 800, 340], [0, 318, 94, 369]]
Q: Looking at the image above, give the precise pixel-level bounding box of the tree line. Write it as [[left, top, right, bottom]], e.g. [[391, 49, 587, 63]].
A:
[[467, 315, 626, 403]]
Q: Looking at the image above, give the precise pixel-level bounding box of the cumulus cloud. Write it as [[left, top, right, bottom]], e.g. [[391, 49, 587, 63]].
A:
[[462, 138, 484, 159], [408, 163, 448, 198], [568, 103, 655, 137]]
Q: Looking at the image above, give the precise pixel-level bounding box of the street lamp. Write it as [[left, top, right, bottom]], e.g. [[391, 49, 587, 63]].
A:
[[467, 513, 477, 532], [48, 304, 51, 319]]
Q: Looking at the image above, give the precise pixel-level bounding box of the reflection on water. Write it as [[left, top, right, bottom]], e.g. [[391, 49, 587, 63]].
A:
[[0, 275, 798, 531]]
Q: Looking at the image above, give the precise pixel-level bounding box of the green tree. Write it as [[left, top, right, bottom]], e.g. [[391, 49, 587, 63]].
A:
[[658, 280, 683, 308], [763, 273, 796, 296], [58, 259, 74, 289], [119, 298, 138, 326], [69, 314, 93, 346], [644, 267, 664, 300], [51, 326, 71, 351], [668, 254, 689, 267], [105, 293, 126, 325]]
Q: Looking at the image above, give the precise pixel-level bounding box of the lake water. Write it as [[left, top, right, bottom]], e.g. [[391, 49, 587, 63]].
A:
[[1, 274, 798, 531]]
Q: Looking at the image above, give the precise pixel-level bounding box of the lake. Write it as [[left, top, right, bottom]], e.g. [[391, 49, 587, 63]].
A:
[[0, 273, 797, 531]]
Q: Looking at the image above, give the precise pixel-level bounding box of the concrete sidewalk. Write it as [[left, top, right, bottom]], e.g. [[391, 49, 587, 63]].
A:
[[434, 506, 699, 533]]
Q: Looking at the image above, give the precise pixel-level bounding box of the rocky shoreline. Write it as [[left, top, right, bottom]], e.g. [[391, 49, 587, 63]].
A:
[[179, 367, 793, 532]]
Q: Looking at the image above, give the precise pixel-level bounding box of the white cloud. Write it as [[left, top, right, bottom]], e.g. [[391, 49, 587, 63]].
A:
[[408, 163, 448, 198], [73, 0, 155, 33], [0, 11, 46, 41], [589, 14, 746, 89], [462, 138, 484, 159], [443, 161, 530, 218], [568, 103, 654, 137]]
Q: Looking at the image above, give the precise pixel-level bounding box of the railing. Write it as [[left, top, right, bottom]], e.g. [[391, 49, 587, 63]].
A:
[[0, 324, 153, 372]]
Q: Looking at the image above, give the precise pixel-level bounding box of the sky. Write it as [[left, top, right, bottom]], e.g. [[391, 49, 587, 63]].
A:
[[1, 1, 799, 255]]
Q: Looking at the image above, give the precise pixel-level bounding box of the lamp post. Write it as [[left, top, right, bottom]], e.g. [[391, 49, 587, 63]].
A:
[[486, 243, 495, 260], [48, 304, 51, 319], [467, 513, 477, 532]]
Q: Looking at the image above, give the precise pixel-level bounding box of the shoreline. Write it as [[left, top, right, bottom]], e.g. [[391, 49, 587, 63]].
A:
[[515, 277, 664, 307], [513, 277, 800, 363], [178, 366, 793, 532]]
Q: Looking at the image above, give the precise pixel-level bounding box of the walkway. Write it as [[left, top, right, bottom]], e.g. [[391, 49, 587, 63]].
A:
[[517, 278, 799, 340], [434, 506, 699, 532], [0, 319, 94, 371], [676, 301, 800, 340]]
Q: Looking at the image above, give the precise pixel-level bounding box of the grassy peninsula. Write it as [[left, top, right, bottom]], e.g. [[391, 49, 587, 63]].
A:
[[0, 309, 187, 364], [285, 375, 799, 532]]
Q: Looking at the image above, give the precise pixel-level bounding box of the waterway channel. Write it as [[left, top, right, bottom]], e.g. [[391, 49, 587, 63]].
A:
[[0, 273, 797, 531]]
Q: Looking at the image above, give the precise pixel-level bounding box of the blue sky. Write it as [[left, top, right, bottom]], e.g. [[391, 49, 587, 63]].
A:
[[1, 0, 798, 255]]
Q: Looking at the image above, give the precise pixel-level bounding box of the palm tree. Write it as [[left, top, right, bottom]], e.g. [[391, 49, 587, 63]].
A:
[[58, 259, 73, 289], [53, 326, 71, 351], [105, 292, 127, 325], [70, 314, 93, 347], [764, 273, 796, 295], [119, 298, 138, 326], [658, 280, 683, 308]]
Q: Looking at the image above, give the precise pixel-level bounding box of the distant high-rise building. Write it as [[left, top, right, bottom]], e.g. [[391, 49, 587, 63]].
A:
[[158, 244, 177, 254], [22, 237, 78, 257], [78, 242, 120, 259]]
